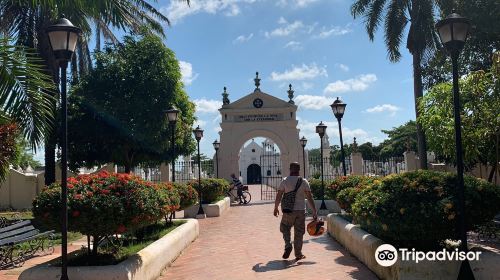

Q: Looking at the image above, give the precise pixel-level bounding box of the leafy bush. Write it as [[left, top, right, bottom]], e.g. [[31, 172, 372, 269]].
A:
[[188, 178, 228, 204], [158, 182, 181, 215], [173, 182, 198, 210], [33, 171, 177, 255], [325, 175, 374, 204], [308, 178, 333, 200], [351, 170, 500, 250]]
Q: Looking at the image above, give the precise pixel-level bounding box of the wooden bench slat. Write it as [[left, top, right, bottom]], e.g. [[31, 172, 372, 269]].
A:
[[0, 225, 36, 240], [8, 230, 55, 245], [0, 230, 39, 246], [0, 220, 31, 234]]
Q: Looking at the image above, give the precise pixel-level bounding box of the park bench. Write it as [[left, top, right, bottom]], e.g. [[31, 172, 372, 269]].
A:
[[0, 219, 55, 269]]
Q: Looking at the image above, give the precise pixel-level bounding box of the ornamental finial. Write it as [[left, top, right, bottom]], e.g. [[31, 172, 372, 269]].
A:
[[222, 86, 230, 105], [287, 84, 295, 104], [353, 137, 358, 152], [254, 72, 261, 92]]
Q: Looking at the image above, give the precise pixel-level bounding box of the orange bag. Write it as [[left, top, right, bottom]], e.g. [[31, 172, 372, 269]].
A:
[[307, 219, 325, 236]]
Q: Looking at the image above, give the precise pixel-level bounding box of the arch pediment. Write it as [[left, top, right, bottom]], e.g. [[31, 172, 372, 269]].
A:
[[221, 90, 296, 111]]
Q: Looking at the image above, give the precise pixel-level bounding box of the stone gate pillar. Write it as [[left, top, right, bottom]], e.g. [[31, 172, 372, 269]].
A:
[[351, 152, 363, 175]]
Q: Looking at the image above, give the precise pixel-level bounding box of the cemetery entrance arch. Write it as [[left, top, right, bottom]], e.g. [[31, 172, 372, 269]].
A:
[[217, 75, 303, 199]]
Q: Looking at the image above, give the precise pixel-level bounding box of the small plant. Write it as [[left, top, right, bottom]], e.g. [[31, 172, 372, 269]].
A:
[[188, 178, 228, 204]]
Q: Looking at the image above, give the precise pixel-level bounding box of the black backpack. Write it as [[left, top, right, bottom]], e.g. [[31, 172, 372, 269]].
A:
[[281, 177, 303, 213]]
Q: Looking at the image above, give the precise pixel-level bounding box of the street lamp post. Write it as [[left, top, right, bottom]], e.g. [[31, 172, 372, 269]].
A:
[[330, 97, 347, 176], [316, 122, 327, 210], [46, 15, 81, 280], [300, 136, 307, 178], [213, 140, 220, 178], [436, 10, 473, 280], [165, 107, 180, 182], [193, 126, 206, 219]]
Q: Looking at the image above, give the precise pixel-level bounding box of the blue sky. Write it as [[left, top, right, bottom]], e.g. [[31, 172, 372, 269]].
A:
[[35, 0, 418, 162]]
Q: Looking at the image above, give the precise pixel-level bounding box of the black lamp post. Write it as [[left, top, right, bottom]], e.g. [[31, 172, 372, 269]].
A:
[[330, 97, 347, 176], [46, 15, 81, 280], [316, 122, 327, 210], [213, 140, 220, 178], [193, 126, 206, 218], [300, 136, 307, 178], [165, 107, 179, 182], [436, 10, 473, 280]]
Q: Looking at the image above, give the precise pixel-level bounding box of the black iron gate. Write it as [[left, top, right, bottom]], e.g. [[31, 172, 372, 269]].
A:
[[260, 144, 282, 200]]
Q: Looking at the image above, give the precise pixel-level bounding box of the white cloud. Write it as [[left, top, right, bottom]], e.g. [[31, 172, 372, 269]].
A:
[[265, 20, 305, 37], [314, 25, 352, 39], [284, 41, 303, 50], [337, 63, 349, 72], [365, 104, 401, 116], [295, 95, 335, 110], [161, 0, 257, 24], [270, 63, 328, 81], [324, 74, 377, 94], [277, 0, 319, 8], [297, 118, 373, 146], [193, 99, 223, 114], [233, 33, 254, 43], [194, 119, 207, 128], [179, 61, 199, 86]]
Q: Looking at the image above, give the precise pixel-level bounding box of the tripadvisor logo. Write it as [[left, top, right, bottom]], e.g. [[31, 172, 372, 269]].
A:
[[375, 244, 398, 267], [375, 244, 482, 267]]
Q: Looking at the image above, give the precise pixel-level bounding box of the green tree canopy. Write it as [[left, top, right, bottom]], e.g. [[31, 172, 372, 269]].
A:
[[419, 52, 500, 181], [68, 32, 196, 173], [422, 0, 500, 89], [378, 121, 418, 159]]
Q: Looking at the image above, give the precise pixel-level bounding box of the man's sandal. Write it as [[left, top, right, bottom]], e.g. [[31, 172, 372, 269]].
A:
[[295, 255, 306, 261]]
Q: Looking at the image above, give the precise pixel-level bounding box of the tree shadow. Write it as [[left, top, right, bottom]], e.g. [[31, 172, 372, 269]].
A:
[[252, 259, 316, 272]]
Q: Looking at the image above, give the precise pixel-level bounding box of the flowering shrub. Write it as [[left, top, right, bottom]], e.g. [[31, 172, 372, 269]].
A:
[[308, 178, 334, 200], [173, 182, 198, 210], [351, 170, 500, 250], [188, 178, 228, 204], [33, 171, 177, 251], [158, 182, 181, 216], [319, 175, 375, 212]]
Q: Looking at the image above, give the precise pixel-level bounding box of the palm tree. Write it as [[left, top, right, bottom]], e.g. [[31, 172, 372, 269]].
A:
[[0, 0, 188, 184], [0, 38, 56, 147], [351, 0, 441, 169]]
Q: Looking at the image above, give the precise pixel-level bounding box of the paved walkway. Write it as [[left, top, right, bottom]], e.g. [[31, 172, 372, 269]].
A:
[[159, 185, 377, 280]]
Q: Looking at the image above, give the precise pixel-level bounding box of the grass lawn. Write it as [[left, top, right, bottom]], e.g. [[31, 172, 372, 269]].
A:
[[59, 220, 185, 266]]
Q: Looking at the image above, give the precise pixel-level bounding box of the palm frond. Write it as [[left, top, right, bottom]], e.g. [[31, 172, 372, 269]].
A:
[[0, 38, 56, 149], [384, 0, 409, 62], [365, 0, 387, 41]]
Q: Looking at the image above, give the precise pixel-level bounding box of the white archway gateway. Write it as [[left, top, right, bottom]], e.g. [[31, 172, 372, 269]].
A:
[[217, 73, 303, 181]]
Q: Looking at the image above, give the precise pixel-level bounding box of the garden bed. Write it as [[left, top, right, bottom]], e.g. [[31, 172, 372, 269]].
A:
[[183, 197, 230, 218], [19, 219, 199, 280], [326, 213, 500, 280]]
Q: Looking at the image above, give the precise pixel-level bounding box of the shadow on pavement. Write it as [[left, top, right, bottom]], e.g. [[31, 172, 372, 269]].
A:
[[252, 259, 316, 272]]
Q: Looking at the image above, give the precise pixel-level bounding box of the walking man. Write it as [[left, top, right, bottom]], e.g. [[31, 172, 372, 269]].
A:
[[274, 162, 317, 260]]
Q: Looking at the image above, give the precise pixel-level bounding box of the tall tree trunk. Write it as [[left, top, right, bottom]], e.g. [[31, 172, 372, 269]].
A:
[[412, 51, 428, 169]]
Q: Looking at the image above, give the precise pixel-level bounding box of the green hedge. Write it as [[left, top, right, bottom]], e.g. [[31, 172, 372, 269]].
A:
[[351, 170, 500, 250], [326, 176, 375, 212], [188, 178, 228, 204]]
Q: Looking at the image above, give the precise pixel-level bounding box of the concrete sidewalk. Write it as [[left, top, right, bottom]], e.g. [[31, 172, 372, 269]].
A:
[[159, 185, 377, 280]]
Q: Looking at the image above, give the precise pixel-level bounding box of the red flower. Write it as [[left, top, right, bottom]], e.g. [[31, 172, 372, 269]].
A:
[[68, 184, 74, 189], [116, 224, 126, 234], [87, 191, 93, 197], [68, 177, 78, 184], [74, 194, 83, 200], [101, 189, 110, 195], [72, 210, 80, 217]]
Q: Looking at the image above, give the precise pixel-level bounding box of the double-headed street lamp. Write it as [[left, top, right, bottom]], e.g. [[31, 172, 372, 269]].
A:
[[165, 107, 180, 182], [436, 10, 473, 280], [300, 136, 307, 178], [330, 97, 347, 176], [46, 15, 81, 280], [316, 122, 327, 210], [193, 126, 206, 219], [213, 140, 220, 178]]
